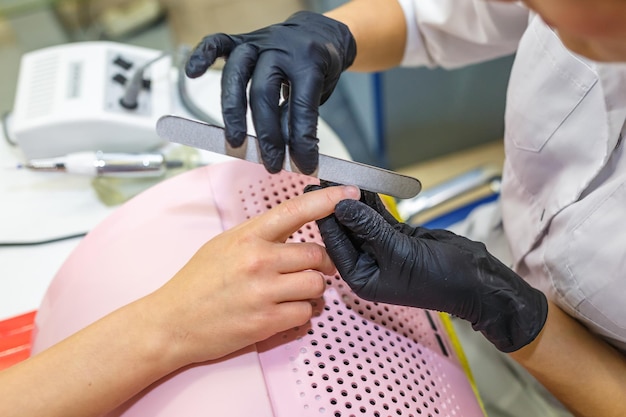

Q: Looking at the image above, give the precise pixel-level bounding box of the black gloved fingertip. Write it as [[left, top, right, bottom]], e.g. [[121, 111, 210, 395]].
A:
[[320, 179, 342, 188], [184, 52, 210, 78], [292, 157, 318, 176], [302, 165, 318, 176], [304, 184, 323, 193], [225, 131, 247, 148], [260, 145, 287, 174], [185, 66, 200, 78], [335, 198, 358, 212], [264, 160, 283, 174]]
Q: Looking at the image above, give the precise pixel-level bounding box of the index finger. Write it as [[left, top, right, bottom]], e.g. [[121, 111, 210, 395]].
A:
[[248, 185, 360, 242]]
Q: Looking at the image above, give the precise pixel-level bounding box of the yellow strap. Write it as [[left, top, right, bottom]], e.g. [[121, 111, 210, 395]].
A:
[[439, 313, 487, 416]]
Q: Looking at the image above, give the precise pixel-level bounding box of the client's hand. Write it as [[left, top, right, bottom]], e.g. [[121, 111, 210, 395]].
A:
[[0, 184, 360, 417], [145, 184, 360, 368]]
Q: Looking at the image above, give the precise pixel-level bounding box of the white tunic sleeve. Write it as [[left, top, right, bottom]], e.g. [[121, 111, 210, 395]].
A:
[[398, 0, 529, 68]]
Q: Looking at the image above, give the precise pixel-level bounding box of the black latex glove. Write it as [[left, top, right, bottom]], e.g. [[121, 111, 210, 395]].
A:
[[185, 11, 356, 175], [308, 186, 548, 353]]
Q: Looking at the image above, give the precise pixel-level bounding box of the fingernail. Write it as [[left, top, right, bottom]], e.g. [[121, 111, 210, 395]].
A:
[[343, 185, 361, 199]]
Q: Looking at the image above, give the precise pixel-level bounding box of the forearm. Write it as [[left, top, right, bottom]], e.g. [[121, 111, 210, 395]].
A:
[[0, 297, 175, 417], [510, 300, 626, 417], [325, 0, 406, 71]]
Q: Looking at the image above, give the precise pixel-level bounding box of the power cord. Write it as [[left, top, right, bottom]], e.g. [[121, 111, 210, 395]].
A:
[[119, 51, 170, 110], [118, 47, 221, 127], [0, 112, 86, 248], [0, 232, 88, 247]]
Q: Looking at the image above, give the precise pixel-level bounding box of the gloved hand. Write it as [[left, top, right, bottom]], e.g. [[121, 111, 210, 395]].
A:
[[185, 11, 357, 175], [310, 187, 548, 353]]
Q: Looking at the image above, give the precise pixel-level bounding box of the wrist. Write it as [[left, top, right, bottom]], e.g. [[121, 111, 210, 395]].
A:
[[324, 8, 359, 69], [127, 294, 186, 375], [289, 11, 356, 70]]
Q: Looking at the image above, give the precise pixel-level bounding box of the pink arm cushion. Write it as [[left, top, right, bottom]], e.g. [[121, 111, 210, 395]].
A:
[[31, 160, 484, 417]]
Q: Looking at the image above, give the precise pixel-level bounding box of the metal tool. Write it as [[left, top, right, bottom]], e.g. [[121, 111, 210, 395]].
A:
[[18, 151, 182, 178], [156, 115, 422, 199], [396, 166, 502, 223]]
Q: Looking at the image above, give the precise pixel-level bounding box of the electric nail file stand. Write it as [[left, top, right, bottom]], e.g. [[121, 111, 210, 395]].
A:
[[11, 42, 171, 160]]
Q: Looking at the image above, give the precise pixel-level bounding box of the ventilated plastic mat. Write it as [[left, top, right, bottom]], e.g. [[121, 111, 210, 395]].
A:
[[29, 160, 483, 417], [210, 162, 482, 417]]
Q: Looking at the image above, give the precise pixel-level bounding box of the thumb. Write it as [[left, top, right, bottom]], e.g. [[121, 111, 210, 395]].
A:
[[334, 199, 395, 247], [185, 33, 239, 78], [316, 213, 359, 277]]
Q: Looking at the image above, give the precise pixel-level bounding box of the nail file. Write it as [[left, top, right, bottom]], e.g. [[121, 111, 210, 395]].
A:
[[156, 115, 421, 199]]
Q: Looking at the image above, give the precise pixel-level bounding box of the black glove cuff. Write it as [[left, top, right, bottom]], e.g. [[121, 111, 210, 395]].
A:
[[286, 11, 357, 70], [474, 287, 548, 353]]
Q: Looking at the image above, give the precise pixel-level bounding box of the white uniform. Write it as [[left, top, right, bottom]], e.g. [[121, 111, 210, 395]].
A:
[[397, 1, 626, 415], [398, 0, 626, 353]]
